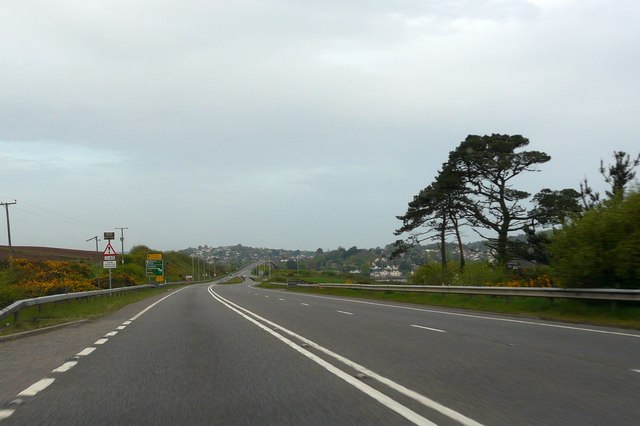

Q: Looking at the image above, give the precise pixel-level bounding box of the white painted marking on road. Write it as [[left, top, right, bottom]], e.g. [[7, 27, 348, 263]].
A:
[[265, 295, 270, 298], [76, 347, 96, 356], [632, 369, 640, 373], [0, 409, 15, 420], [278, 298, 285, 301], [209, 286, 484, 426], [411, 325, 446, 333], [52, 361, 78, 373], [129, 287, 188, 321], [94, 338, 108, 345], [301, 303, 310, 306], [116, 325, 126, 330], [207, 287, 436, 426], [337, 310, 354, 315], [18, 378, 55, 397], [122, 321, 132, 325], [105, 331, 118, 337], [282, 292, 640, 339]]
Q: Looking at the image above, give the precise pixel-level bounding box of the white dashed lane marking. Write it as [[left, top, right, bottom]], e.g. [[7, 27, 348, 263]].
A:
[[52, 361, 78, 373], [301, 303, 309, 306], [4, 287, 188, 422], [76, 347, 96, 357], [0, 409, 15, 420], [278, 298, 285, 301], [337, 310, 354, 316], [411, 324, 446, 333], [18, 378, 55, 397]]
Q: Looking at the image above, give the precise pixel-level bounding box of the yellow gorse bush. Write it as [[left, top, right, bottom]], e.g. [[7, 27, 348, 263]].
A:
[[11, 258, 97, 298], [493, 275, 555, 288]]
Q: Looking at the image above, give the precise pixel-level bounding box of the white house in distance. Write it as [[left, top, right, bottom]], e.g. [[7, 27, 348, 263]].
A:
[[370, 262, 402, 279]]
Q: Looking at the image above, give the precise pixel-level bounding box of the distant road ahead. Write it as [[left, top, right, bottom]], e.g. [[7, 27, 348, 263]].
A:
[[2, 279, 639, 425]]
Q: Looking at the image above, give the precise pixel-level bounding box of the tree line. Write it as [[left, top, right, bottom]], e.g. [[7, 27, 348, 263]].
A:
[[394, 133, 639, 288]]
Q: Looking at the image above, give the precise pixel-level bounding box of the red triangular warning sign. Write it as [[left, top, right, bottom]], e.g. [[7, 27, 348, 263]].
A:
[[103, 242, 117, 255]]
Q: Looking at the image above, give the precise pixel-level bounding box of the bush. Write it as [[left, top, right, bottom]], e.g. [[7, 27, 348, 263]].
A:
[[550, 192, 640, 288], [409, 262, 516, 286]]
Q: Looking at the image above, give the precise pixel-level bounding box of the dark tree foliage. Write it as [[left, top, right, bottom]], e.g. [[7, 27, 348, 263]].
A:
[[531, 188, 582, 226], [580, 151, 639, 210], [394, 165, 468, 271], [507, 226, 553, 265], [599, 151, 640, 200], [579, 177, 601, 211], [447, 134, 551, 266]]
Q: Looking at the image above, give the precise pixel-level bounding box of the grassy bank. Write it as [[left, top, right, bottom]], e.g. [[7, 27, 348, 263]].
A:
[[0, 284, 187, 337], [257, 283, 640, 330]]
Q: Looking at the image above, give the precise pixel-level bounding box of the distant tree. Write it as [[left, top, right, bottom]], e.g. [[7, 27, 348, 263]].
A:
[[345, 246, 359, 257], [531, 188, 582, 227], [599, 151, 640, 200], [394, 164, 468, 271], [579, 151, 639, 210], [579, 177, 601, 211], [447, 134, 551, 267]]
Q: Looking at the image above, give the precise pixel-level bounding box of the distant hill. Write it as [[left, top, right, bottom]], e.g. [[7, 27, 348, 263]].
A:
[[0, 245, 100, 262], [182, 241, 493, 275]]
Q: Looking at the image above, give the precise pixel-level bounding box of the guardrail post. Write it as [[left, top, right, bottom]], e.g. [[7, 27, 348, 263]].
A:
[[13, 311, 19, 323]]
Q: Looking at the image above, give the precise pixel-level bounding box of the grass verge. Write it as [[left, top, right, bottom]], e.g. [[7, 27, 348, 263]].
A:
[[258, 283, 640, 330], [0, 284, 187, 337]]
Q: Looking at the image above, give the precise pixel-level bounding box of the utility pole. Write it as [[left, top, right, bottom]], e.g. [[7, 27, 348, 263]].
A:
[[1, 200, 17, 268], [116, 227, 128, 265], [86, 236, 101, 288]]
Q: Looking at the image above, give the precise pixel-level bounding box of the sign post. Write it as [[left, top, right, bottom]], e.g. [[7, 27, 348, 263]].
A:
[[102, 234, 117, 290], [146, 253, 164, 284]]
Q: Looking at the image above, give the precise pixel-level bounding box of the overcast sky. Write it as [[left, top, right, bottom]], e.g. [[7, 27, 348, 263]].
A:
[[1, 0, 639, 252]]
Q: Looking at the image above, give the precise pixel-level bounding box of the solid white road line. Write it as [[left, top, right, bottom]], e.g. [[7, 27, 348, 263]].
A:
[[76, 347, 96, 356], [52, 361, 78, 373], [94, 338, 108, 345], [129, 287, 188, 321], [209, 286, 484, 426], [337, 310, 354, 315], [0, 409, 15, 420], [207, 287, 436, 426], [18, 379, 55, 397], [411, 325, 446, 333]]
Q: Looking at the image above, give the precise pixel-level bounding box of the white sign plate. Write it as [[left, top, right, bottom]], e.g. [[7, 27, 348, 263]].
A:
[[103, 255, 116, 261], [103, 260, 117, 269]]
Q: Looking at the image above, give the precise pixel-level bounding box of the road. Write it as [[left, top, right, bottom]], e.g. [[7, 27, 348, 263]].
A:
[[1, 277, 639, 425]]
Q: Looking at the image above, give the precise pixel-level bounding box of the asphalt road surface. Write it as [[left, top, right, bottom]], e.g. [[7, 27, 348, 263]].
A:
[[1, 279, 639, 425]]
